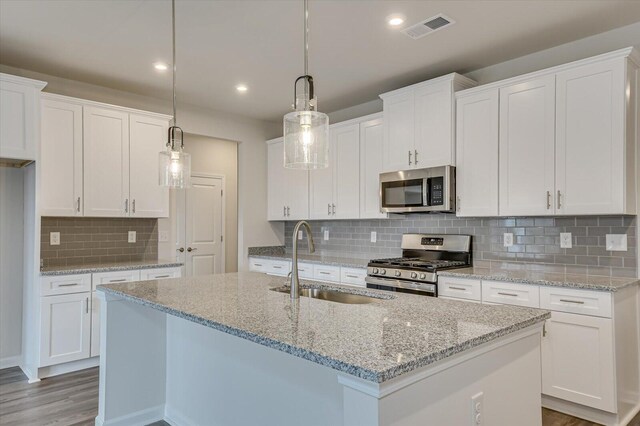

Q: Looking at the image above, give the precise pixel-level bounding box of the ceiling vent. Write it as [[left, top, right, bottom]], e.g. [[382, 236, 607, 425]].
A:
[[402, 14, 455, 40]]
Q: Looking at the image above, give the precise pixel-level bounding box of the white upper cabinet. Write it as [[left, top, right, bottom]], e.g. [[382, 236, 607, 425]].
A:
[[282, 154, 310, 221], [129, 114, 169, 218], [499, 76, 556, 216], [267, 138, 309, 221], [332, 123, 360, 219], [380, 73, 476, 172], [83, 106, 130, 217], [456, 89, 500, 217], [0, 73, 46, 161], [555, 58, 634, 215], [359, 115, 386, 219], [40, 97, 84, 216]]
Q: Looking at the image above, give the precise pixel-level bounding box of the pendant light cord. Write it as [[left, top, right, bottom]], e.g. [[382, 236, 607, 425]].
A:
[[303, 0, 309, 103], [172, 0, 177, 127]]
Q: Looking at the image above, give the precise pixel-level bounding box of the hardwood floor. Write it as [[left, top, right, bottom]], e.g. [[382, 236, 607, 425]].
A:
[[0, 366, 638, 425]]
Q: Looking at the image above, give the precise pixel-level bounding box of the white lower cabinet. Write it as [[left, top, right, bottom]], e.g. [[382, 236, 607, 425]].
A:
[[140, 267, 182, 280], [438, 276, 481, 301], [340, 267, 367, 287], [40, 292, 91, 367], [248, 257, 366, 287], [541, 311, 615, 412], [312, 264, 341, 283]]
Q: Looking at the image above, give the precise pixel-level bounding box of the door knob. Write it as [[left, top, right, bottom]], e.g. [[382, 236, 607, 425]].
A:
[[187, 247, 197, 252], [177, 247, 185, 253]]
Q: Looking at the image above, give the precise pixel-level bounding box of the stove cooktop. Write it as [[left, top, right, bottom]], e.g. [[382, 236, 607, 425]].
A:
[[368, 257, 468, 271]]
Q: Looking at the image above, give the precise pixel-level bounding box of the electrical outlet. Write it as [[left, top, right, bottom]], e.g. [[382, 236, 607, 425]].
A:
[[158, 231, 169, 242], [50, 232, 60, 246], [324, 230, 329, 241], [471, 392, 483, 425], [606, 234, 627, 251], [503, 233, 513, 247], [560, 232, 572, 249], [298, 230, 303, 240], [128, 231, 136, 243], [371, 231, 377, 243]]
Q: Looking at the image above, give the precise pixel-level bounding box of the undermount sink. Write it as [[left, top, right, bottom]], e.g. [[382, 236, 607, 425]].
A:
[[270, 287, 378, 304]]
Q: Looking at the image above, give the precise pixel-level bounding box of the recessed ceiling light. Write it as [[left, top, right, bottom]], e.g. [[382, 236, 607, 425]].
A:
[[236, 84, 248, 93], [154, 62, 168, 71], [387, 15, 405, 27]]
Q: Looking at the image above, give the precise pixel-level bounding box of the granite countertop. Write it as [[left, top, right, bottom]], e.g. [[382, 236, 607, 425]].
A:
[[41, 259, 183, 276], [438, 267, 639, 292], [249, 253, 369, 268], [98, 272, 549, 383]]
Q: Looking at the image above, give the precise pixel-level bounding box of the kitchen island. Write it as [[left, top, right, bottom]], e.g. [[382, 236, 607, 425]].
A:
[[96, 272, 549, 426]]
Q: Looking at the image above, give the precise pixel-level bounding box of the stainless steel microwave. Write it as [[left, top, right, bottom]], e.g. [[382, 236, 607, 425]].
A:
[[380, 166, 456, 213]]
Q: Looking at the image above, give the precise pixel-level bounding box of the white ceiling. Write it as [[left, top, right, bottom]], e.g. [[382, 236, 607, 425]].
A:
[[1, 0, 640, 122]]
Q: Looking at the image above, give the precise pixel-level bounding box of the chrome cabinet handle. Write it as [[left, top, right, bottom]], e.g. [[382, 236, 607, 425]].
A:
[[132, 199, 136, 214], [85, 297, 89, 314], [58, 283, 79, 287], [283, 206, 286, 217], [328, 203, 331, 215], [559, 299, 584, 305], [543, 323, 547, 337], [546, 191, 551, 209], [273, 265, 282, 269], [286, 206, 290, 216], [76, 197, 81, 213], [414, 150, 418, 165], [109, 279, 127, 283], [187, 247, 197, 252], [124, 199, 129, 213], [557, 190, 562, 209], [497, 292, 518, 297], [449, 286, 467, 291], [345, 274, 359, 279], [332, 204, 336, 214], [456, 196, 461, 212], [408, 150, 412, 165], [254, 263, 263, 267], [154, 274, 170, 279], [319, 271, 331, 275], [177, 247, 185, 253]]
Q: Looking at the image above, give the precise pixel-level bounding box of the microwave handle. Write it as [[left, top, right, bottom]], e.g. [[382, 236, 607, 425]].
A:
[[423, 178, 430, 206]]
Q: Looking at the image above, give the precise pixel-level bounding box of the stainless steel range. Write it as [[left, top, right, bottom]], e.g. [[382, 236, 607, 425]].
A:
[[366, 234, 472, 297]]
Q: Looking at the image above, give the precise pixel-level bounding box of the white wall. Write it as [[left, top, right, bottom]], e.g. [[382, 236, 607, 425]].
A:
[[0, 64, 282, 272], [0, 168, 24, 367]]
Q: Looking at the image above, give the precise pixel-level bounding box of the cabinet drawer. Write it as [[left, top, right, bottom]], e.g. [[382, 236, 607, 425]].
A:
[[438, 276, 481, 301], [265, 260, 291, 277], [92, 270, 141, 290], [540, 286, 612, 318], [249, 258, 268, 273], [340, 267, 367, 287], [481, 280, 540, 308], [313, 265, 340, 283], [140, 267, 182, 281], [295, 262, 314, 279], [41, 274, 92, 296]]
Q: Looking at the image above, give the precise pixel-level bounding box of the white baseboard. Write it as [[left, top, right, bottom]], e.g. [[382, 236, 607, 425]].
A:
[[0, 355, 21, 369], [164, 405, 196, 426], [37, 356, 99, 379], [95, 405, 165, 426], [542, 394, 619, 426]]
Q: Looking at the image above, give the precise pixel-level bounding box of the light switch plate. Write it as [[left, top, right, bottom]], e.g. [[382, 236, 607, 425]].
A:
[[324, 230, 329, 241], [371, 231, 377, 243], [503, 233, 513, 247], [128, 231, 136, 243], [606, 234, 627, 251], [158, 231, 169, 242], [560, 232, 572, 249], [50, 232, 60, 246]]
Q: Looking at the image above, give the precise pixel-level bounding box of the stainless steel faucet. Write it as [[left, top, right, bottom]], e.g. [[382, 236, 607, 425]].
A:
[[290, 220, 315, 299]]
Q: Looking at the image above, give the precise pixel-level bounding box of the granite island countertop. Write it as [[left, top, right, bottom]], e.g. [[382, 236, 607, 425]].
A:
[[438, 267, 639, 292], [41, 259, 183, 276], [249, 253, 369, 268], [98, 272, 549, 383]]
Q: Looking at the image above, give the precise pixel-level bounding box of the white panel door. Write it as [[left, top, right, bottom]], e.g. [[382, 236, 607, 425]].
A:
[[83, 106, 130, 217], [455, 89, 499, 217], [0, 80, 37, 160], [40, 98, 84, 216], [184, 176, 223, 276], [414, 81, 454, 167], [359, 116, 386, 219], [309, 137, 335, 220], [332, 123, 360, 219], [555, 59, 625, 215], [499, 76, 556, 216], [40, 292, 91, 367], [267, 140, 287, 221], [382, 90, 414, 172], [129, 114, 169, 218], [542, 312, 616, 413]]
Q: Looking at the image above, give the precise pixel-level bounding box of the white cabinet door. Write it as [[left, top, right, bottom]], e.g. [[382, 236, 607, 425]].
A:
[[414, 81, 454, 167], [40, 98, 84, 216], [282, 161, 309, 221], [542, 311, 616, 413], [555, 59, 626, 215], [309, 139, 335, 220], [382, 90, 414, 172], [0, 79, 38, 161], [40, 292, 91, 367], [129, 114, 169, 218], [83, 106, 130, 217], [456, 89, 499, 217], [267, 140, 287, 221], [332, 123, 360, 219], [91, 269, 140, 290], [499, 76, 556, 216], [359, 116, 386, 219]]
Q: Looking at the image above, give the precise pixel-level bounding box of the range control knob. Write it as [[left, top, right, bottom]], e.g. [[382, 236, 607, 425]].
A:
[[380, 269, 386, 275], [394, 270, 401, 277], [372, 268, 379, 274], [411, 272, 418, 279], [419, 273, 427, 280]]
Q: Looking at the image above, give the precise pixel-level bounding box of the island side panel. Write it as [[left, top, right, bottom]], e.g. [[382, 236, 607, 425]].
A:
[[163, 314, 344, 426], [96, 293, 167, 426]]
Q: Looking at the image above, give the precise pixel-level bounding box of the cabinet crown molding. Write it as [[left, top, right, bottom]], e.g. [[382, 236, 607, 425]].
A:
[[379, 72, 477, 100], [0, 72, 47, 90]]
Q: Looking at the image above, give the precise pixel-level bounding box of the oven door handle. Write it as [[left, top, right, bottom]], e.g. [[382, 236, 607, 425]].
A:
[[365, 276, 436, 295], [423, 178, 429, 207]]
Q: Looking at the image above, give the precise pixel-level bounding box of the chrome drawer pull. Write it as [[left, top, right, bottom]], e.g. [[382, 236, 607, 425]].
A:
[[273, 266, 282, 269], [109, 279, 127, 283], [559, 299, 585, 305], [154, 275, 170, 279], [254, 263, 263, 267], [546, 191, 551, 209], [319, 271, 331, 275], [497, 292, 518, 297], [449, 286, 467, 291], [57, 283, 79, 287], [345, 274, 359, 279]]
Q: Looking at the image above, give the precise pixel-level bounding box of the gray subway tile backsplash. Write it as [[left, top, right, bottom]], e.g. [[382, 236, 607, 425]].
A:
[[284, 214, 637, 278], [40, 217, 158, 267]]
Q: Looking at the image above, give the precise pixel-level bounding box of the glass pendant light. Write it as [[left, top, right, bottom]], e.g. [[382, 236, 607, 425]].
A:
[[283, 0, 329, 170], [159, 0, 191, 188]]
